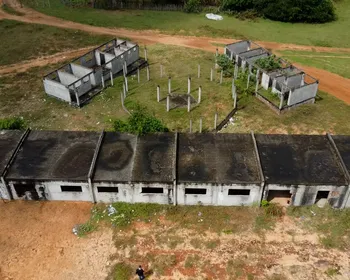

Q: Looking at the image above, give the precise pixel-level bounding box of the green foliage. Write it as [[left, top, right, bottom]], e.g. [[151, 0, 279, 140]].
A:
[[0, 117, 26, 130], [255, 55, 282, 72], [113, 105, 168, 135], [256, 0, 336, 23], [1, 4, 25, 16], [221, 0, 254, 12], [184, 0, 201, 13], [75, 221, 98, 237], [325, 266, 341, 277], [217, 54, 234, 77], [260, 199, 269, 207], [112, 262, 133, 280]]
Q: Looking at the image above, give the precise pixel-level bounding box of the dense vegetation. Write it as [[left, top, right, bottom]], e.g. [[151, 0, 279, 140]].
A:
[[114, 105, 169, 135], [0, 117, 26, 130]]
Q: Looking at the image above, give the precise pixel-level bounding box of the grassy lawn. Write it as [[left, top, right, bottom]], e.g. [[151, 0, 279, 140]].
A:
[[279, 50, 350, 79], [0, 19, 111, 65], [1, 44, 349, 134], [20, 0, 350, 48]]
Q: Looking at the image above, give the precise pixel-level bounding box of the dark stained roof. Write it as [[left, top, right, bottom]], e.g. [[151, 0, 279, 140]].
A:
[[0, 130, 24, 175], [177, 133, 261, 184], [256, 134, 347, 185], [131, 133, 175, 183], [93, 132, 136, 182], [332, 135, 350, 175], [6, 130, 99, 181]]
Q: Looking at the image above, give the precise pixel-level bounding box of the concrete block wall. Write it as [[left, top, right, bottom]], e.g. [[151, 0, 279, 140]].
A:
[[287, 83, 318, 106], [43, 79, 71, 102]]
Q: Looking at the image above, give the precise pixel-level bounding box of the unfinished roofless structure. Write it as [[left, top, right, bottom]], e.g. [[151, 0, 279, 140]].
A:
[[43, 39, 141, 107], [225, 40, 319, 113], [1, 130, 350, 208]]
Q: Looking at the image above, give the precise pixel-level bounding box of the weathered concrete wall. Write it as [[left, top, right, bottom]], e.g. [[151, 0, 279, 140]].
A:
[[286, 73, 303, 89], [93, 182, 131, 203], [246, 53, 269, 65], [218, 184, 263, 206], [226, 41, 250, 59], [57, 71, 78, 86], [103, 52, 115, 64], [240, 48, 265, 59], [68, 76, 92, 97], [261, 72, 270, 90], [177, 183, 218, 205], [0, 181, 10, 200], [287, 83, 318, 106], [265, 184, 348, 208], [132, 183, 173, 204], [70, 63, 93, 79], [43, 79, 71, 102]]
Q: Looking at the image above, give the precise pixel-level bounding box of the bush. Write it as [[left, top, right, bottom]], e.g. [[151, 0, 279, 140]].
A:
[[216, 54, 234, 77], [184, 0, 201, 13], [255, 0, 336, 23], [221, 0, 254, 12], [113, 105, 168, 135], [255, 55, 282, 72], [0, 117, 26, 130]]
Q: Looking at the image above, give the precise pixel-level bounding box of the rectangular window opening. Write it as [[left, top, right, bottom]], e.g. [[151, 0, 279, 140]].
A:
[[141, 187, 163, 194], [267, 190, 291, 206], [185, 188, 207, 195], [61, 185, 82, 192], [316, 191, 329, 201], [228, 189, 250, 196], [13, 183, 39, 199], [97, 187, 119, 193]]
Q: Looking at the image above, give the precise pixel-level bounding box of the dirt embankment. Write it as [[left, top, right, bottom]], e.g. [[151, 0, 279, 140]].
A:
[[0, 1, 350, 104]]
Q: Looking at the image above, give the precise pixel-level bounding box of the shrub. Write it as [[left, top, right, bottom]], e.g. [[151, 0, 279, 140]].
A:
[[216, 54, 234, 77], [221, 0, 254, 12], [255, 55, 282, 72], [113, 105, 168, 135], [184, 0, 201, 13], [255, 0, 336, 23], [0, 117, 26, 130]]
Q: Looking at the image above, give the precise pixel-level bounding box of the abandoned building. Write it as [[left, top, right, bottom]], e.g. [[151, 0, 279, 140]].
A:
[[225, 40, 319, 113], [177, 133, 263, 206], [256, 134, 350, 208], [91, 133, 176, 204], [43, 39, 140, 107], [5, 130, 101, 201], [1, 130, 350, 208]]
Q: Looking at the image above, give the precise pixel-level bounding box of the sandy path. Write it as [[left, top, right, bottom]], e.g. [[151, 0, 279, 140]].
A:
[[1, 2, 350, 104]]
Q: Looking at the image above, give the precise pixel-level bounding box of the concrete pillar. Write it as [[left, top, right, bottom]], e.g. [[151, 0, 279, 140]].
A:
[[146, 66, 150, 81], [124, 76, 128, 92], [220, 70, 223, 84], [137, 67, 140, 83], [234, 64, 238, 80], [232, 82, 236, 99], [210, 68, 213, 82], [216, 48, 219, 57], [101, 73, 105, 88], [144, 47, 148, 61], [234, 89, 237, 109], [187, 76, 191, 94], [279, 93, 284, 110], [247, 73, 251, 89], [255, 69, 260, 94], [198, 64, 200, 78], [168, 76, 171, 94], [157, 85, 160, 102], [166, 95, 170, 112], [189, 119, 192, 133], [122, 64, 126, 77], [198, 86, 202, 104], [160, 64, 163, 77], [73, 85, 80, 107], [124, 61, 127, 75], [123, 83, 126, 98], [215, 48, 219, 69], [214, 112, 218, 129], [187, 96, 191, 112], [110, 71, 113, 86], [199, 118, 202, 133]]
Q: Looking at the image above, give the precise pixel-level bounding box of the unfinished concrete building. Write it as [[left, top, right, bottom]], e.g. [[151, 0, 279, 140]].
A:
[[177, 133, 263, 206], [5, 130, 100, 201], [43, 39, 140, 107], [256, 134, 349, 208], [225, 40, 319, 113], [1, 130, 350, 208]]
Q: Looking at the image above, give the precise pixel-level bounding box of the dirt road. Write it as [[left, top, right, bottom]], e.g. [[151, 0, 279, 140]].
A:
[[0, 201, 116, 280], [0, 2, 350, 104]]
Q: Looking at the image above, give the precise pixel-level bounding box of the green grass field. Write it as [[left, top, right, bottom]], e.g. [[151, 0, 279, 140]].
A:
[[1, 43, 349, 134], [20, 0, 350, 48], [279, 50, 350, 79], [0, 19, 111, 65]]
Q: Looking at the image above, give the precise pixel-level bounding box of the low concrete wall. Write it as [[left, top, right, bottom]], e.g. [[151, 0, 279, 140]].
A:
[[287, 83, 318, 106], [57, 71, 78, 86], [132, 183, 173, 204], [177, 183, 218, 205], [255, 93, 281, 114], [43, 79, 71, 102], [286, 73, 303, 89], [0, 181, 10, 200]]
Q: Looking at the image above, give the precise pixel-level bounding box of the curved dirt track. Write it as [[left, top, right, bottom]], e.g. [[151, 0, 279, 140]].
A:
[[1, 2, 350, 104]]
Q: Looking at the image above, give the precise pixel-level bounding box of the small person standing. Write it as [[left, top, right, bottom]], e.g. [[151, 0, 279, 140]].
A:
[[136, 265, 145, 280]]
